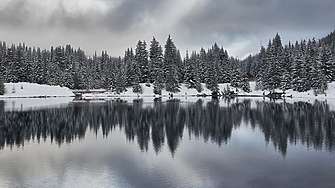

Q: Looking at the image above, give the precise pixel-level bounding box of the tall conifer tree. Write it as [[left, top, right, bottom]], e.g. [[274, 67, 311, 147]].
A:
[[149, 37, 164, 94], [164, 35, 180, 93]]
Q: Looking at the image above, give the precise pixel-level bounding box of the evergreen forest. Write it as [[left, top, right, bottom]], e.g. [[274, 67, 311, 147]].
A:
[[1, 30, 335, 95]]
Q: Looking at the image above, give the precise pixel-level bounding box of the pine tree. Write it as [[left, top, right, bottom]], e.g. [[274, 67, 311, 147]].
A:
[[188, 51, 202, 91], [91, 52, 102, 89], [230, 63, 241, 88], [46, 46, 58, 86], [16, 43, 27, 82], [243, 54, 253, 76], [176, 49, 183, 83], [205, 46, 219, 93], [164, 35, 180, 93], [34, 47, 46, 84], [110, 60, 117, 92], [76, 48, 88, 89], [240, 76, 251, 92], [0, 74, 5, 95], [149, 37, 164, 95], [101, 51, 112, 90], [198, 48, 207, 83], [73, 73, 81, 89], [291, 42, 305, 92], [132, 52, 142, 94], [184, 51, 192, 87], [125, 48, 135, 87], [306, 38, 318, 91], [255, 46, 267, 90], [217, 47, 230, 83], [264, 38, 283, 91], [0, 42, 6, 84], [135, 40, 149, 83], [318, 43, 334, 83], [114, 57, 127, 93], [280, 43, 293, 90], [279, 70, 291, 91], [6, 44, 19, 83]]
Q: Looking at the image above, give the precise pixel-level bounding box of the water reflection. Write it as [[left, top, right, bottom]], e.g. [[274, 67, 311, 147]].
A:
[[0, 99, 334, 156]]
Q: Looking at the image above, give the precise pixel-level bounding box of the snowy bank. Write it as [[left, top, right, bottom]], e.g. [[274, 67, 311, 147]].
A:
[[1, 82, 335, 111], [81, 82, 335, 100], [0, 82, 335, 101], [1, 82, 335, 101], [0, 83, 74, 111], [0, 82, 75, 98]]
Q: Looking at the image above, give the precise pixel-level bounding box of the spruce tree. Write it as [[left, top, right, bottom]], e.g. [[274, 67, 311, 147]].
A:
[[198, 48, 207, 83], [291, 44, 305, 92], [135, 40, 149, 83], [230, 64, 241, 88], [101, 51, 111, 90], [34, 47, 46, 84], [149, 37, 164, 95], [318, 43, 334, 83], [306, 38, 318, 91], [213, 44, 229, 84], [0, 74, 5, 95], [125, 48, 136, 87], [183, 50, 193, 88], [176, 49, 183, 83], [115, 57, 127, 93], [132, 52, 142, 94], [240, 76, 251, 93], [279, 70, 291, 91], [264, 38, 283, 91], [205, 46, 219, 93], [189, 51, 202, 91], [255, 46, 267, 90], [163, 35, 180, 93], [6, 44, 19, 83]]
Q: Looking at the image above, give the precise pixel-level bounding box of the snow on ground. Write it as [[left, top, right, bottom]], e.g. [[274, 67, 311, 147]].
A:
[[80, 82, 335, 110], [2, 82, 335, 102], [2, 82, 334, 100], [2, 82, 335, 111], [0, 83, 75, 111], [81, 82, 335, 100], [0, 82, 74, 98]]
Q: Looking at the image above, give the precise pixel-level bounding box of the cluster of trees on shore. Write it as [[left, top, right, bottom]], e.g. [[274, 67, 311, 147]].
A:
[[0, 35, 250, 95], [1, 30, 334, 95], [240, 31, 335, 94]]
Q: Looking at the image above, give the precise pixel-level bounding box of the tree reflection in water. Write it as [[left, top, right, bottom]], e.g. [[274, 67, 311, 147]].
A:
[[0, 99, 334, 157]]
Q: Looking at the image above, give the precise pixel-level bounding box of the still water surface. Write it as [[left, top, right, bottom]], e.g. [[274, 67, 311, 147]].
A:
[[0, 99, 334, 188]]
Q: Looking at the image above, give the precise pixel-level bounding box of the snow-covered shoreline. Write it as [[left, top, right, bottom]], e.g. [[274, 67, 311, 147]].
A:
[[2, 82, 335, 100], [80, 82, 335, 100], [0, 82, 75, 98], [2, 82, 335, 111]]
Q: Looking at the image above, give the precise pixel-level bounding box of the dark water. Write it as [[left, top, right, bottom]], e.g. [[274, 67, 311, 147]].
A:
[[0, 99, 334, 188]]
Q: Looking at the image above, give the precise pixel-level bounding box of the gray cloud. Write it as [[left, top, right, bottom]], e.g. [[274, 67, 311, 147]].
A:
[[103, 0, 164, 33], [0, 0, 31, 27], [0, 0, 104, 32], [178, 0, 335, 52], [0, 0, 334, 58], [181, 0, 335, 33]]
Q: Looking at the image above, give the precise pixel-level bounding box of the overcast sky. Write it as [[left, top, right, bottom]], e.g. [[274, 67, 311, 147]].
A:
[[0, 0, 334, 59]]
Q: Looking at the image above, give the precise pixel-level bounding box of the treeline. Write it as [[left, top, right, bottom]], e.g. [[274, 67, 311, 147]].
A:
[[1, 99, 334, 157], [240, 31, 335, 95], [1, 30, 335, 95], [0, 35, 250, 94]]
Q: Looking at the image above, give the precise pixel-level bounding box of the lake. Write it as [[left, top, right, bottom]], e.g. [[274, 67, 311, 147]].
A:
[[0, 98, 334, 188]]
